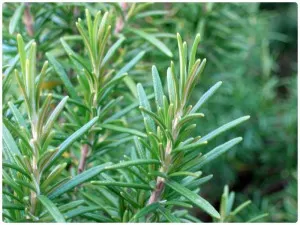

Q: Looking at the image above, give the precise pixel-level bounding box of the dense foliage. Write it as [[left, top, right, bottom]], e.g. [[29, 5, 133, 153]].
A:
[[2, 2, 297, 222]]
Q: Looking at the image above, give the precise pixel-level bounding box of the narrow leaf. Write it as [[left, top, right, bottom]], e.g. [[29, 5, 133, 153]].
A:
[[137, 83, 155, 132], [131, 202, 160, 222], [200, 116, 250, 142], [152, 65, 164, 108], [99, 124, 146, 138], [128, 28, 173, 57], [190, 137, 243, 171], [91, 181, 152, 190], [102, 36, 126, 66], [46, 52, 79, 100], [48, 163, 112, 199], [38, 195, 66, 222], [9, 4, 25, 34], [191, 81, 222, 113], [49, 116, 99, 167], [42, 96, 69, 139], [165, 180, 220, 219], [115, 51, 146, 78]]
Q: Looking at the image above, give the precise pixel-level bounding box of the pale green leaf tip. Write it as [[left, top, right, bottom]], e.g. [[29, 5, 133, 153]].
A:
[[214, 212, 221, 219], [237, 137, 243, 142], [244, 115, 251, 120]]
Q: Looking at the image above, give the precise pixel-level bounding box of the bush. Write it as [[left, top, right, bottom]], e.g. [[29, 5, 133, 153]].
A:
[[2, 2, 297, 222]]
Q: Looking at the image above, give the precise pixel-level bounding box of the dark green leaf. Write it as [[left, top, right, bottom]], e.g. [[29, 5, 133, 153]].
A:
[[38, 195, 66, 222], [46, 52, 79, 100], [165, 180, 220, 219]]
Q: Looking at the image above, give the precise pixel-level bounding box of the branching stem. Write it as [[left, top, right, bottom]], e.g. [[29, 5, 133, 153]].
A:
[[148, 109, 183, 204]]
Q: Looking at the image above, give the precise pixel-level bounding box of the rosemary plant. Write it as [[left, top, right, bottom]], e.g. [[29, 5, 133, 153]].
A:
[[3, 35, 98, 222], [3, 4, 280, 223]]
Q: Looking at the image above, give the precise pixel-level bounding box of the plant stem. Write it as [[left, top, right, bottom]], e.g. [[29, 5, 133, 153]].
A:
[[23, 3, 34, 36], [148, 109, 182, 204], [78, 143, 89, 173]]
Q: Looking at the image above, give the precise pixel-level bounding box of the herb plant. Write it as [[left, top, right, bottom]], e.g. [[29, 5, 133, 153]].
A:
[[2, 2, 292, 222]]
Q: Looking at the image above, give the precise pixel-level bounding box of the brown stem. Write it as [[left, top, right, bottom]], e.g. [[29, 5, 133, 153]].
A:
[[23, 3, 34, 36], [148, 177, 165, 204], [78, 144, 89, 174], [147, 110, 182, 204], [114, 2, 128, 34]]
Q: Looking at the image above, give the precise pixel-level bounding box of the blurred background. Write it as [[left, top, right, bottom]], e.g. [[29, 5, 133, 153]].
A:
[[2, 2, 297, 222]]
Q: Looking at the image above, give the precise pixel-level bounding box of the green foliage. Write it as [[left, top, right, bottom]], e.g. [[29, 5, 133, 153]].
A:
[[2, 2, 297, 223]]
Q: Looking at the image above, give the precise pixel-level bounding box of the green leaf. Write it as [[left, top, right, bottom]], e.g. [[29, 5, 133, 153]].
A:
[[165, 180, 220, 219], [128, 28, 173, 57], [177, 33, 185, 96], [48, 163, 111, 199], [42, 96, 69, 139], [190, 137, 243, 171], [105, 159, 160, 170], [167, 67, 176, 104], [27, 42, 37, 113], [49, 116, 99, 168], [152, 65, 164, 108], [200, 116, 250, 142], [3, 161, 31, 179], [139, 106, 166, 130], [177, 113, 205, 128], [230, 200, 251, 216], [226, 192, 235, 216], [131, 202, 160, 222], [191, 81, 222, 113], [9, 4, 25, 34], [104, 94, 154, 123], [172, 140, 207, 153], [158, 207, 181, 222], [64, 206, 101, 220], [123, 76, 138, 98], [4, 39, 33, 77], [102, 36, 126, 66], [3, 202, 24, 210], [98, 73, 128, 96], [82, 213, 113, 222], [115, 51, 146, 78], [165, 201, 193, 208], [40, 200, 85, 221], [16, 34, 26, 77], [7, 101, 27, 128], [60, 38, 92, 75], [134, 136, 146, 159], [99, 124, 147, 138], [38, 195, 66, 222], [137, 83, 155, 132], [246, 213, 268, 222], [91, 181, 152, 190], [3, 124, 21, 157], [41, 163, 67, 190], [46, 52, 79, 100], [188, 33, 201, 72]]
